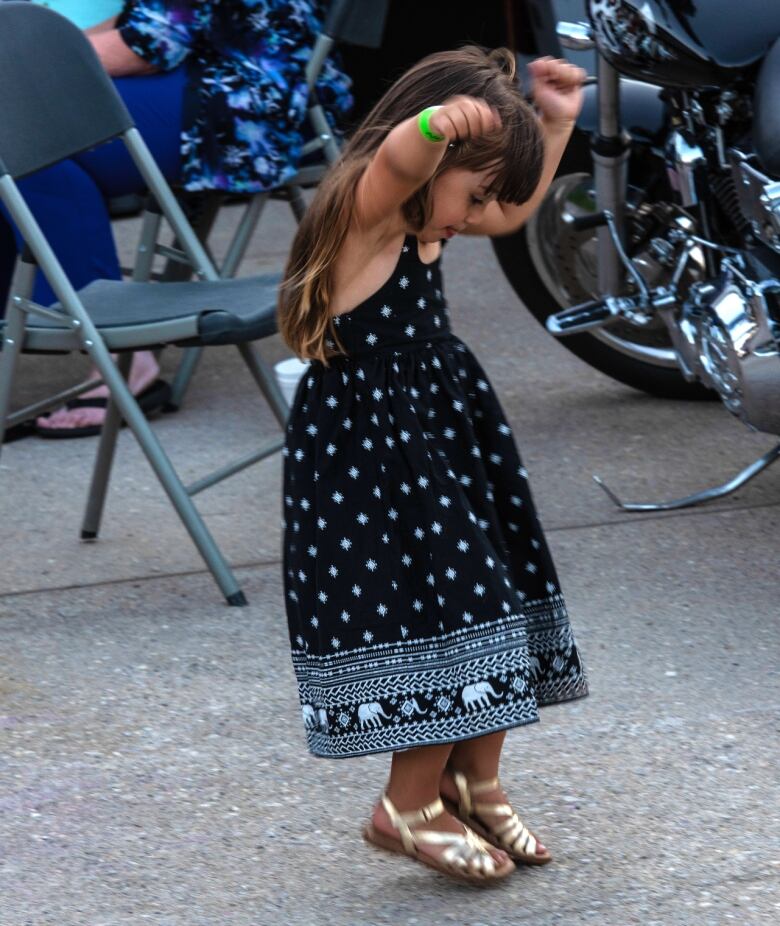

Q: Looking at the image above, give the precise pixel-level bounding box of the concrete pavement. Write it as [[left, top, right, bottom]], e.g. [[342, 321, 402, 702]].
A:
[[1, 201, 778, 924]]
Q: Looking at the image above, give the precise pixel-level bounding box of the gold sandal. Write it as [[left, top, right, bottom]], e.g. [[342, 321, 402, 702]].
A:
[[443, 772, 553, 866], [363, 793, 515, 885]]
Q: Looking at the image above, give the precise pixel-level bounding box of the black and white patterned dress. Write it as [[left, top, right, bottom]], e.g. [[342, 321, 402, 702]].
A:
[[282, 235, 588, 759]]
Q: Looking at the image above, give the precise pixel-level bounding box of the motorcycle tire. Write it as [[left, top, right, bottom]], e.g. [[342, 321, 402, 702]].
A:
[[490, 135, 716, 401]]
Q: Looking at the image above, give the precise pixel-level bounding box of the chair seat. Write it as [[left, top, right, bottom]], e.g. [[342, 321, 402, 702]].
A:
[[11, 274, 283, 351]]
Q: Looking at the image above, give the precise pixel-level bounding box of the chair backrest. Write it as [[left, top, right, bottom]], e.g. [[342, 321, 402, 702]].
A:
[[325, 0, 389, 49], [0, 2, 133, 180]]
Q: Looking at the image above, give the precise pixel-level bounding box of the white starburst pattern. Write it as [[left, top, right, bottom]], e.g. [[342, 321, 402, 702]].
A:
[[445, 567, 457, 580], [356, 512, 369, 525], [489, 453, 502, 465], [402, 554, 412, 567], [388, 508, 398, 521], [399, 430, 411, 443], [417, 297, 427, 309], [426, 573, 435, 586], [457, 539, 469, 552], [342, 417, 352, 430], [508, 522, 520, 533], [502, 601, 512, 613], [418, 475, 429, 488], [400, 625, 409, 638], [326, 443, 336, 456], [341, 372, 349, 385], [352, 584, 362, 597], [531, 538, 541, 550], [296, 635, 304, 647], [376, 603, 388, 617], [510, 495, 523, 507], [373, 486, 381, 499], [325, 395, 338, 408], [430, 383, 439, 395], [365, 332, 378, 346], [471, 445, 482, 458], [306, 423, 318, 436], [370, 412, 379, 426], [318, 590, 328, 603], [400, 481, 411, 494], [332, 491, 344, 504], [498, 423, 511, 435], [348, 466, 360, 479], [519, 466, 528, 478], [307, 545, 317, 557], [300, 498, 310, 511], [366, 558, 378, 571], [431, 521, 443, 535], [340, 537, 352, 550], [310, 616, 319, 628], [356, 367, 366, 380], [452, 399, 463, 412], [340, 610, 350, 623], [391, 579, 397, 589], [294, 449, 304, 461], [485, 556, 495, 569], [328, 565, 338, 578], [331, 637, 341, 649], [433, 315, 441, 328], [460, 475, 472, 487], [282, 446, 289, 457], [478, 518, 490, 530], [477, 379, 489, 392], [297, 569, 307, 582], [526, 561, 538, 574], [443, 427, 455, 440], [414, 526, 425, 540], [439, 495, 451, 508], [382, 533, 390, 544], [546, 581, 557, 594], [404, 324, 416, 337], [317, 517, 327, 529], [399, 275, 410, 289], [363, 630, 374, 642], [412, 599, 423, 611], [409, 386, 420, 398], [474, 583, 486, 597], [371, 387, 382, 401], [361, 437, 373, 451], [380, 305, 392, 317], [463, 611, 474, 624]]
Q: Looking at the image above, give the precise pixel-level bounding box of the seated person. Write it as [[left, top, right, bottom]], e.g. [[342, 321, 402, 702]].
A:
[[0, 0, 352, 437]]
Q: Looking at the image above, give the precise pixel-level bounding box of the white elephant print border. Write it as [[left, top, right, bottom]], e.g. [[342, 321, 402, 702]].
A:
[[291, 597, 588, 758]]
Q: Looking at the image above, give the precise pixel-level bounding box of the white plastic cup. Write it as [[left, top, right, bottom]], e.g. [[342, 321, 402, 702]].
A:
[[275, 356, 310, 407]]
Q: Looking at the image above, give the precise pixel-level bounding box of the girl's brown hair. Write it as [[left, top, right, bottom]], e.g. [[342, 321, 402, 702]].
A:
[[278, 46, 544, 365]]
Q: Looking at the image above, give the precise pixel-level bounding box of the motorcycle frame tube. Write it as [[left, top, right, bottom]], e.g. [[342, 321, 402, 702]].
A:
[[594, 56, 630, 296]]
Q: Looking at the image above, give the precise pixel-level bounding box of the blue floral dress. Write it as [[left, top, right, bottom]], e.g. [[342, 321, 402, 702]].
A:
[[118, 0, 352, 192], [283, 236, 589, 759]]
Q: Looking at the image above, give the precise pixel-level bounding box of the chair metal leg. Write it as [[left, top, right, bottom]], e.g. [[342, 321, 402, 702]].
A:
[[81, 352, 132, 540], [237, 341, 290, 427], [168, 345, 203, 411], [83, 339, 247, 605], [0, 300, 26, 452]]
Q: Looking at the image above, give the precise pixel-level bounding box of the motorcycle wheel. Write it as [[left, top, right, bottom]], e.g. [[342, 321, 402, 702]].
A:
[[491, 139, 715, 400]]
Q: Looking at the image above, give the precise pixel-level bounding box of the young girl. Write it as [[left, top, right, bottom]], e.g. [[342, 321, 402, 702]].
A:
[[278, 47, 589, 885]]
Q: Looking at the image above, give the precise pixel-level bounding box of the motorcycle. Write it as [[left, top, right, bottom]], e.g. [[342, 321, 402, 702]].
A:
[[491, 0, 780, 510]]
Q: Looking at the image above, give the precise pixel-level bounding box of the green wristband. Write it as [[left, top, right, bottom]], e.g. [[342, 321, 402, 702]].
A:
[[418, 106, 445, 143]]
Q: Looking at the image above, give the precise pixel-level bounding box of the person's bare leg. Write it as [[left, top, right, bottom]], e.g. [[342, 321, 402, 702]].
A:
[[36, 350, 160, 431], [441, 731, 549, 858], [371, 742, 510, 868]]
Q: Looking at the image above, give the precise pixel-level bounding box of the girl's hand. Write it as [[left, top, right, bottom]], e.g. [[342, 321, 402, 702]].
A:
[[428, 96, 502, 143], [528, 57, 586, 129]]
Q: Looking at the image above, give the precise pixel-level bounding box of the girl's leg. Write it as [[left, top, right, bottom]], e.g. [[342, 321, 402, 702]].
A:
[[371, 742, 510, 868], [441, 731, 549, 858]]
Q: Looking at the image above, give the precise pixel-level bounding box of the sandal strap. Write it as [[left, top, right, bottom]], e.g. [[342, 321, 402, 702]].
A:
[[380, 793, 444, 853], [450, 772, 540, 857], [381, 792, 498, 875]]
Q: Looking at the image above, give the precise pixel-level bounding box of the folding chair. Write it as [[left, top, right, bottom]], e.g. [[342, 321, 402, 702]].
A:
[[0, 2, 291, 605]]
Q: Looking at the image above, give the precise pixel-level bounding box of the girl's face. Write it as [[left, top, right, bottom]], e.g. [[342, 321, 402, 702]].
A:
[[418, 167, 498, 243]]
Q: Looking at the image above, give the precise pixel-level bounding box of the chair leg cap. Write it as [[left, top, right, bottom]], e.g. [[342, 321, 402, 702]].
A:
[[227, 590, 248, 607], [81, 530, 98, 540]]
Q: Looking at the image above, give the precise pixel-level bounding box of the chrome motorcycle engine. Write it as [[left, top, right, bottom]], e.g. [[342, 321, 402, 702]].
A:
[[663, 268, 780, 433]]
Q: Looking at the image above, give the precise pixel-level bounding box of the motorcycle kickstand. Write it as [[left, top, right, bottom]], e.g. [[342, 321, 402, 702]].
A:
[[592, 441, 780, 511]]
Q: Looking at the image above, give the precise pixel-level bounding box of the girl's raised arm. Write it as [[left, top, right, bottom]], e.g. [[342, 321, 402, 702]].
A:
[[354, 97, 501, 230]]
